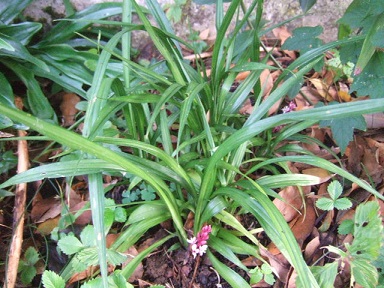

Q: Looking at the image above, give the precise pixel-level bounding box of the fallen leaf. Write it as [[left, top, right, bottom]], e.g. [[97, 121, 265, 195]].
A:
[[272, 26, 296, 59], [31, 197, 61, 223], [35, 217, 60, 235], [337, 82, 352, 102], [260, 246, 290, 283], [273, 186, 303, 222], [309, 78, 334, 101], [60, 93, 80, 127], [302, 167, 333, 183], [304, 235, 321, 264], [289, 198, 317, 246], [364, 113, 384, 129]]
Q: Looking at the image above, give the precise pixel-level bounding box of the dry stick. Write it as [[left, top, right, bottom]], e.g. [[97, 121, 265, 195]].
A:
[[189, 255, 201, 288], [5, 128, 29, 288]]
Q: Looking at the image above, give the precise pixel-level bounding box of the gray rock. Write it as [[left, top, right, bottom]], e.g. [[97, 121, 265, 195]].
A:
[[23, 0, 352, 47]]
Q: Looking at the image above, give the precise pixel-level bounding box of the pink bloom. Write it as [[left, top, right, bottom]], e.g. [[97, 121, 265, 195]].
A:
[[281, 101, 297, 113], [188, 225, 212, 258], [274, 101, 297, 132]]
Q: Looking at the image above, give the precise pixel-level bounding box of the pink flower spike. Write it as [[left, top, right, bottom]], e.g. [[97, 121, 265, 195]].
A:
[[282, 101, 297, 113], [188, 225, 212, 258]]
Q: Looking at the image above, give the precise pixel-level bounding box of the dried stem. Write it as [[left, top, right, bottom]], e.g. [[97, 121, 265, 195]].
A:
[[5, 127, 29, 287]]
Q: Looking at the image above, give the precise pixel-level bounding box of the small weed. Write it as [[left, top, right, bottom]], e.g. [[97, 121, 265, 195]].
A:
[[18, 247, 39, 285], [315, 180, 352, 211]]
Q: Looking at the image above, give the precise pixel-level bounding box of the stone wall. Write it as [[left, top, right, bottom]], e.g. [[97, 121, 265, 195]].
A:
[[24, 0, 352, 46]]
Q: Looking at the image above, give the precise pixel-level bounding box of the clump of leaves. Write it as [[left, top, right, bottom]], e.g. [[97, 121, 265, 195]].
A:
[[0, 150, 17, 174], [57, 225, 126, 280], [122, 182, 157, 203], [188, 29, 208, 54], [163, 0, 187, 23], [326, 50, 355, 81], [319, 102, 366, 154], [311, 201, 383, 287], [42, 269, 134, 288], [249, 263, 275, 286], [315, 180, 352, 211], [17, 247, 40, 285]]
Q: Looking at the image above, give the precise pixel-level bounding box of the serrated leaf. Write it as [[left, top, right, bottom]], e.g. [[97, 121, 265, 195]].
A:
[[261, 263, 273, 274], [264, 273, 275, 285], [141, 188, 156, 201], [351, 259, 378, 288], [250, 269, 263, 284], [20, 265, 37, 284], [327, 180, 343, 200], [114, 207, 127, 223], [338, 0, 384, 31], [106, 249, 127, 266], [72, 247, 99, 272], [42, 270, 65, 288], [109, 271, 135, 288], [58, 235, 84, 255], [24, 247, 39, 265], [334, 198, 352, 210], [353, 11, 384, 75], [351, 201, 383, 259], [80, 225, 96, 247], [282, 26, 323, 54], [319, 114, 366, 154], [351, 51, 384, 99], [316, 198, 335, 211], [338, 219, 354, 235], [309, 262, 338, 288]]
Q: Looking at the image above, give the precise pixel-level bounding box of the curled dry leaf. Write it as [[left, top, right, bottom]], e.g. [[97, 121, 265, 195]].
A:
[[364, 112, 384, 129], [60, 92, 80, 126], [337, 82, 352, 102], [304, 235, 321, 264], [272, 26, 296, 59], [273, 186, 303, 222], [260, 245, 290, 283], [289, 198, 317, 247], [302, 167, 333, 184], [31, 196, 61, 223], [309, 78, 337, 101]]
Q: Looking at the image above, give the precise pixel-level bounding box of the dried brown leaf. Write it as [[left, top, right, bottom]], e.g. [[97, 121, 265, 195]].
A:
[[273, 186, 303, 222], [60, 93, 80, 127]]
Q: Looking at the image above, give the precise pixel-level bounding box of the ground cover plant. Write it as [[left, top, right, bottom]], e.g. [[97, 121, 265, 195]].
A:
[[0, 0, 384, 287]]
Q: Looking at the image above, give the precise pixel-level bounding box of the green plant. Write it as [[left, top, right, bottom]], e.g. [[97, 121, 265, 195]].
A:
[[0, 0, 124, 129], [315, 180, 352, 211], [163, 0, 187, 23], [249, 263, 275, 285], [0, 150, 17, 174], [17, 247, 40, 285], [1, 0, 384, 287], [309, 201, 384, 288]]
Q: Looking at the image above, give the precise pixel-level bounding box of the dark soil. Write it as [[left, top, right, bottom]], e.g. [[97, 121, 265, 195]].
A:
[[142, 247, 229, 288]]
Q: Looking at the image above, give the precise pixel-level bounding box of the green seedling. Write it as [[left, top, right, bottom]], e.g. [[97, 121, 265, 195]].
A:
[[18, 247, 39, 285], [316, 180, 352, 211]]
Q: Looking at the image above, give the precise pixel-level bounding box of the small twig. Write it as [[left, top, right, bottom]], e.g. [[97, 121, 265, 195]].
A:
[[189, 255, 201, 288], [5, 105, 29, 288]]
